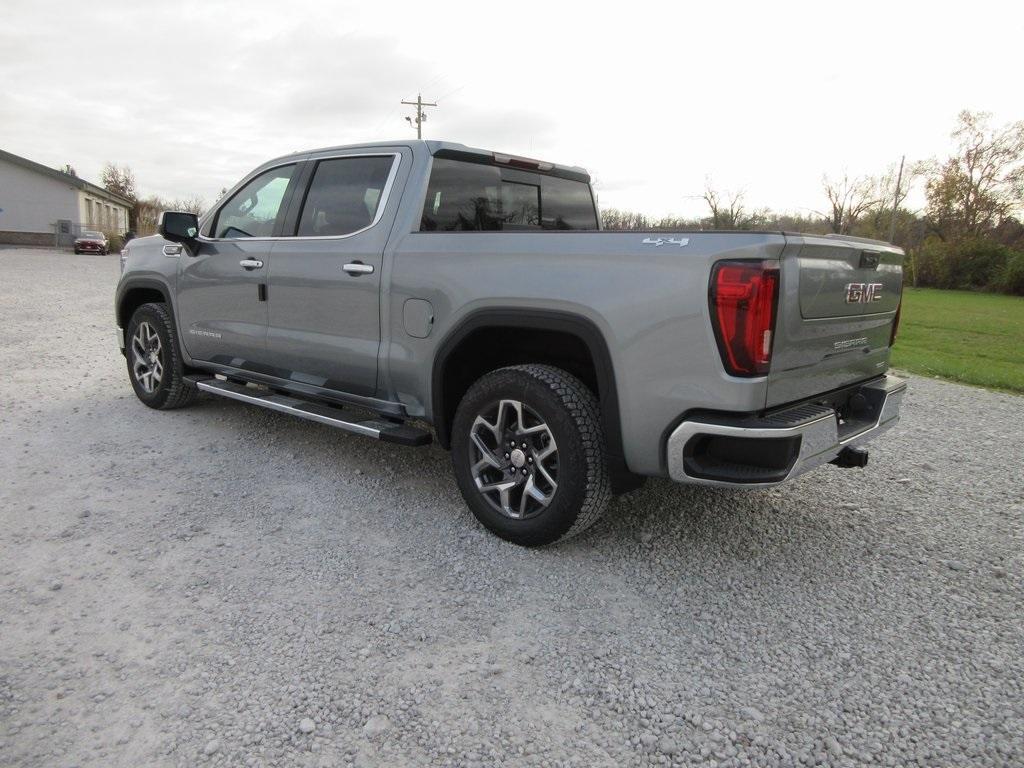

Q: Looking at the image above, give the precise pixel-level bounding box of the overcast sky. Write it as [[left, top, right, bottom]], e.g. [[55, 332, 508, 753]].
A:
[[2, 0, 1021, 218]]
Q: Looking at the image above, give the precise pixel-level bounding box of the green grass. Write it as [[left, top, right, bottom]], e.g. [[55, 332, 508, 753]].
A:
[[891, 287, 1024, 393]]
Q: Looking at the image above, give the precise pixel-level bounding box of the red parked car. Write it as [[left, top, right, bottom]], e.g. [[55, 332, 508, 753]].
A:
[[74, 230, 109, 255]]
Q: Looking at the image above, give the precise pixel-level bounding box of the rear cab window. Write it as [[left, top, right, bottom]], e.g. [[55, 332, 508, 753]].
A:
[[295, 155, 395, 237], [420, 157, 598, 232]]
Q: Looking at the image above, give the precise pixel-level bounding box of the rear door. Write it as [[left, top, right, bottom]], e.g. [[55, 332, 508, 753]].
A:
[[177, 163, 299, 367], [265, 149, 406, 396], [767, 234, 903, 407]]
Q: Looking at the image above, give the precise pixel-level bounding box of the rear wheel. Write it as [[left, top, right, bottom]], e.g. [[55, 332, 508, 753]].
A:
[[451, 365, 611, 546], [125, 302, 197, 410]]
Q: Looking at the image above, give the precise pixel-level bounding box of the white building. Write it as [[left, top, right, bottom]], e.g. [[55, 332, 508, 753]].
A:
[[0, 148, 134, 247]]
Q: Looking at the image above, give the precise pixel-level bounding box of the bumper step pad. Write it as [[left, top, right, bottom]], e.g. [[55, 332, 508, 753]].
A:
[[666, 374, 907, 487]]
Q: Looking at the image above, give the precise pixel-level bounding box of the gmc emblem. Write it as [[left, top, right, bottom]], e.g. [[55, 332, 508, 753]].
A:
[[845, 282, 883, 304]]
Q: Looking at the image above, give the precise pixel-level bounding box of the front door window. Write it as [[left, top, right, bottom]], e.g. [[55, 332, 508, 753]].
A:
[[213, 166, 295, 239]]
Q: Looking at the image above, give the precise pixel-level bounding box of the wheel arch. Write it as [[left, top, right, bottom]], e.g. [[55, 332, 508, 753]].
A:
[[431, 308, 634, 488], [116, 278, 174, 335]]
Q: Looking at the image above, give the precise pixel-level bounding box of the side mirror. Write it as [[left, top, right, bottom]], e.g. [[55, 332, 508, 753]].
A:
[[159, 211, 199, 244]]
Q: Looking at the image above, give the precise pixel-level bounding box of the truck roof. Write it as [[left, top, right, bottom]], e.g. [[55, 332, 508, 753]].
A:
[[272, 139, 591, 181]]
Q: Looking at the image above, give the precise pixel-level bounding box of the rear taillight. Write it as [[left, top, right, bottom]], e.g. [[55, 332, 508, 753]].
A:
[[709, 260, 780, 377], [889, 298, 902, 347]]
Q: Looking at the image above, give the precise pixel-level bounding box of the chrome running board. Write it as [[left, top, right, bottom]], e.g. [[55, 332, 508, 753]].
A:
[[189, 377, 431, 447]]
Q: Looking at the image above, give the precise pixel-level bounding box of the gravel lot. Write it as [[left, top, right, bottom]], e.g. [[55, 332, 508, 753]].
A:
[[1, 247, 1022, 768]]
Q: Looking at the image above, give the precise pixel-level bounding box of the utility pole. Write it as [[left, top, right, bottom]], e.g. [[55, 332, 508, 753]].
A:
[[889, 154, 905, 244], [402, 93, 437, 139]]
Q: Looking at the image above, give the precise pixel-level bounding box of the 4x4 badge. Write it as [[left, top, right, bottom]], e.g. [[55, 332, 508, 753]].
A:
[[641, 237, 689, 247]]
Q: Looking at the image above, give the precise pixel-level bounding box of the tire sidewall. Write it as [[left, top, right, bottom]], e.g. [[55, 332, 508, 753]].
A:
[[451, 370, 591, 546], [125, 305, 177, 408]]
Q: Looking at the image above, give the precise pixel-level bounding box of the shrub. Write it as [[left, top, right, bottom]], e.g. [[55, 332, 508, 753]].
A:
[[998, 250, 1024, 295], [910, 237, 1015, 292], [912, 239, 954, 289], [953, 238, 1011, 290], [103, 231, 124, 253]]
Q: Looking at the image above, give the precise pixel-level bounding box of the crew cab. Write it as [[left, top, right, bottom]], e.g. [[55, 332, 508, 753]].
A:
[[115, 140, 906, 546]]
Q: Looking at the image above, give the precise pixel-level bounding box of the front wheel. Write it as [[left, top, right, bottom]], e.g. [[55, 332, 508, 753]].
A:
[[125, 302, 197, 410], [451, 365, 612, 546]]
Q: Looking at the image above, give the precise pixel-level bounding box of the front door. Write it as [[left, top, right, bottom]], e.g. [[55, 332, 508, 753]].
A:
[[266, 152, 402, 396], [176, 164, 297, 368]]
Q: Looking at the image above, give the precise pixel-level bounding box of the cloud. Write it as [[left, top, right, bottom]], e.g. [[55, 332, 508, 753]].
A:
[[1, 0, 1021, 216]]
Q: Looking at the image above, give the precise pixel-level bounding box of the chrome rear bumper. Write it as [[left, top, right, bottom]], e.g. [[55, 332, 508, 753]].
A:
[[666, 374, 906, 487]]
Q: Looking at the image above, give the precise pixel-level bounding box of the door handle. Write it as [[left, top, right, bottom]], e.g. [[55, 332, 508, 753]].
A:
[[239, 259, 264, 270], [343, 262, 374, 276]]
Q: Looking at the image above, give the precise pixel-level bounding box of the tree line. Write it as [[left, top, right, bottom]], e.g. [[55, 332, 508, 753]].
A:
[[600, 110, 1024, 295]]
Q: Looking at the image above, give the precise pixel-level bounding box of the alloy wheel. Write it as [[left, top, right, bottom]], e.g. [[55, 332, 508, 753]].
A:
[[468, 399, 558, 519], [131, 321, 164, 394]]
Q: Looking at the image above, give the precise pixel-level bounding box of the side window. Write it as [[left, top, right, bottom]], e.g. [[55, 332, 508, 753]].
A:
[[540, 175, 598, 230], [213, 165, 294, 239], [420, 159, 502, 231], [419, 158, 597, 231], [295, 156, 394, 237]]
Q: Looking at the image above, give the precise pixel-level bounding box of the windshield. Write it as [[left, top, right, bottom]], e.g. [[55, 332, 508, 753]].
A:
[[82, 231, 103, 239]]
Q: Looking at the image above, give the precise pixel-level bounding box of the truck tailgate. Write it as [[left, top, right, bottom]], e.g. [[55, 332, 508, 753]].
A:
[[767, 234, 903, 407]]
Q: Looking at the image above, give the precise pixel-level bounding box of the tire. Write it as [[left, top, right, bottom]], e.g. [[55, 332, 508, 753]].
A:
[[451, 364, 612, 546], [125, 302, 197, 410], [73, 249, 80, 254]]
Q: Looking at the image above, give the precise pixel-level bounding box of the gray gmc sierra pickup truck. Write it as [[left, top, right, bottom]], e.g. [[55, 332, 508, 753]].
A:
[[115, 140, 906, 546]]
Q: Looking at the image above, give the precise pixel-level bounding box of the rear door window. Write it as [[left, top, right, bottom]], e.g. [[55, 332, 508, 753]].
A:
[[295, 156, 395, 237], [420, 158, 597, 231]]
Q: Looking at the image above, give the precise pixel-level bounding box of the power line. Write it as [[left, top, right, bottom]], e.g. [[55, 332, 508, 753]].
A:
[[401, 93, 437, 139]]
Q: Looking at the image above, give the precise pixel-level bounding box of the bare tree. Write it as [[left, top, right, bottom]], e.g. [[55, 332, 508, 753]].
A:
[[600, 208, 651, 230], [860, 159, 929, 245], [173, 196, 207, 216], [819, 174, 881, 234], [703, 181, 746, 229], [133, 194, 207, 235]]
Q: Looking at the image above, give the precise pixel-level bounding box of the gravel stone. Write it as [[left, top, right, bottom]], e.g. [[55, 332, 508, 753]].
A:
[[657, 736, 680, 755], [298, 718, 315, 734], [0, 249, 1022, 768], [362, 715, 391, 738]]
